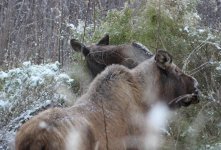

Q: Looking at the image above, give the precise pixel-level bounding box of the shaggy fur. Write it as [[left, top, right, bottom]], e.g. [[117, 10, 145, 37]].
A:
[[15, 50, 199, 150]]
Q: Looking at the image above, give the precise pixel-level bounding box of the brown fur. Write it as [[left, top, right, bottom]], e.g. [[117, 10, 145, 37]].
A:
[[70, 35, 153, 77], [15, 50, 199, 150]]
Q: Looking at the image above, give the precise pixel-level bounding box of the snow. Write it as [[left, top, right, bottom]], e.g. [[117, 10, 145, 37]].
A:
[[56, 73, 74, 83], [67, 23, 76, 30], [215, 43, 221, 50], [198, 29, 205, 33], [45, 100, 51, 105], [67, 20, 85, 34], [29, 76, 43, 87], [0, 71, 8, 79], [0, 61, 72, 103], [67, 19, 93, 37], [0, 99, 9, 108], [201, 143, 221, 150], [184, 26, 189, 33], [187, 126, 197, 133], [22, 61, 31, 67], [0, 61, 76, 149], [216, 62, 221, 71]]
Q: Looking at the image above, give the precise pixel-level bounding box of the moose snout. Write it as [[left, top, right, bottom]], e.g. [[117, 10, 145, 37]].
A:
[[191, 77, 200, 104], [192, 77, 199, 89], [194, 89, 199, 95]]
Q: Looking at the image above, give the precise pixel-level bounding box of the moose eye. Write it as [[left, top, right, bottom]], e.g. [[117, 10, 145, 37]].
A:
[[174, 68, 183, 76], [175, 68, 179, 73]]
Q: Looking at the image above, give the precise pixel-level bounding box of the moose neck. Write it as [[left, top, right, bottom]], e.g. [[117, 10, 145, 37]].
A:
[[131, 58, 162, 111]]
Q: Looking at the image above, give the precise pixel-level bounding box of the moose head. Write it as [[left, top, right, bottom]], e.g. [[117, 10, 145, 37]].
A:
[[70, 35, 153, 77]]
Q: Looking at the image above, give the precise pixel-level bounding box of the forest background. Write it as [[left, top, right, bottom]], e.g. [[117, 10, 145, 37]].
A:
[[0, 0, 221, 149]]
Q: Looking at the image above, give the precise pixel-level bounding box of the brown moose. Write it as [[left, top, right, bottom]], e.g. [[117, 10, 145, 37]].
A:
[[15, 50, 199, 150], [70, 35, 153, 77]]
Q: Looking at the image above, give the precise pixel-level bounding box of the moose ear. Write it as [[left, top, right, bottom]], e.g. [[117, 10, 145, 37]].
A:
[[97, 34, 109, 45], [155, 50, 172, 70], [70, 39, 90, 56]]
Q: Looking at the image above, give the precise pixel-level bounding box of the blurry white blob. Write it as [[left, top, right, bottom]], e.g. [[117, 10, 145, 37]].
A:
[[65, 128, 82, 150], [65, 103, 171, 150], [144, 102, 171, 150], [39, 121, 48, 129]]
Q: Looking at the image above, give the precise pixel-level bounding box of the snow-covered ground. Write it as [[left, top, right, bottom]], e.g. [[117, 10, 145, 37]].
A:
[[0, 62, 76, 149]]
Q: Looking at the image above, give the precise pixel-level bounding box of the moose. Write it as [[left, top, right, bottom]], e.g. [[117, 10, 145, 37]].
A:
[[15, 50, 199, 150], [70, 34, 153, 77]]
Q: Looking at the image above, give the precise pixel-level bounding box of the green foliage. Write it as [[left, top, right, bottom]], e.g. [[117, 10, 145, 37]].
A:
[[90, 1, 198, 65], [92, 6, 134, 44], [166, 101, 221, 150]]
